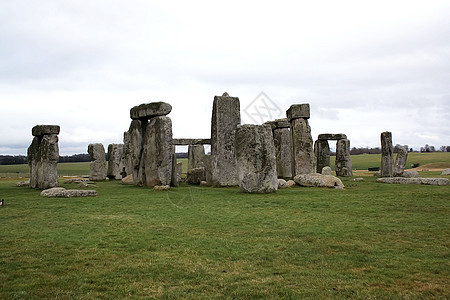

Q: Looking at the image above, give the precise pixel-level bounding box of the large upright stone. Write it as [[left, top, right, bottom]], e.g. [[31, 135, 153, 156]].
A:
[[273, 127, 293, 178], [235, 124, 277, 193], [107, 144, 124, 180], [381, 131, 394, 177], [188, 145, 206, 170], [335, 139, 353, 177], [314, 139, 330, 173], [130, 102, 172, 120], [290, 118, 316, 175], [142, 116, 173, 186], [88, 143, 107, 181], [128, 120, 145, 186], [120, 131, 132, 178], [211, 93, 240, 186], [393, 146, 408, 177], [28, 130, 59, 189]]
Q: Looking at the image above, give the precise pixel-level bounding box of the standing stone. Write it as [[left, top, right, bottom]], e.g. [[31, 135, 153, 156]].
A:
[[381, 132, 394, 177], [204, 154, 213, 186], [27, 125, 60, 189], [120, 131, 133, 178], [289, 117, 316, 175], [393, 146, 408, 177], [273, 124, 293, 178], [176, 162, 183, 183], [128, 119, 145, 186], [171, 150, 178, 187], [188, 144, 206, 170], [88, 143, 107, 181], [107, 144, 124, 180], [142, 116, 173, 187], [335, 139, 353, 177], [235, 124, 277, 193], [314, 139, 330, 173], [211, 93, 240, 186]]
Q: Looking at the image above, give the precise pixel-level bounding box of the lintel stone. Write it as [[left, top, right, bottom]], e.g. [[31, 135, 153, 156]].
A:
[[318, 133, 347, 140], [173, 138, 211, 145], [286, 104, 310, 121], [130, 102, 172, 120], [32, 125, 60, 137]]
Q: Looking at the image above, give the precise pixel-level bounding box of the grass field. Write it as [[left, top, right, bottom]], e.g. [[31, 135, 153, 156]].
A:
[[0, 153, 449, 298]]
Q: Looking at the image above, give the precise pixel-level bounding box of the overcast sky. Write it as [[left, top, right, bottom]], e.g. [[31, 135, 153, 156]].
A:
[[1, 1, 449, 155]]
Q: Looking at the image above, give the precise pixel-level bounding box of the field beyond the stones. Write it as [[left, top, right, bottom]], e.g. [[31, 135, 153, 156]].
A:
[[0, 153, 449, 298]]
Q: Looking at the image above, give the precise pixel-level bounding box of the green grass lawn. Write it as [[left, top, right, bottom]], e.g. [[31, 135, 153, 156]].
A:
[[1, 173, 449, 298]]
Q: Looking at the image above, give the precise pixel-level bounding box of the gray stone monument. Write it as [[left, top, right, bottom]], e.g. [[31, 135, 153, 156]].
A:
[[381, 131, 394, 177], [107, 143, 124, 180], [314, 139, 330, 174], [88, 143, 107, 181], [271, 118, 293, 178], [188, 144, 206, 170], [211, 92, 240, 186], [335, 139, 353, 177], [287, 104, 316, 175], [235, 124, 278, 193], [393, 146, 408, 177], [28, 125, 60, 189]]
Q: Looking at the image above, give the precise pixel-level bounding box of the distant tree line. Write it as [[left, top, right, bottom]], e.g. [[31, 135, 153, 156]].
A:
[[420, 144, 450, 153], [0, 154, 91, 165]]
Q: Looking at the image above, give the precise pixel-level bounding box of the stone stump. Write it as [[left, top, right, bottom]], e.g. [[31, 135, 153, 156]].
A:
[[272, 118, 293, 178], [211, 92, 240, 186], [27, 125, 60, 189], [314, 139, 330, 174], [107, 144, 124, 180], [287, 104, 316, 175], [235, 124, 277, 193], [88, 143, 107, 181], [335, 139, 353, 177], [393, 146, 408, 177], [381, 131, 394, 177]]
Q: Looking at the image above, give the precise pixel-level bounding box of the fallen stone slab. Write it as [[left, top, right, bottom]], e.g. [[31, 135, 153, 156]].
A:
[[32, 125, 60, 137], [294, 173, 344, 189], [153, 185, 170, 191], [15, 180, 30, 187], [64, 178, 89, 184], [121, 174, 134, 185], [40, 187, 98, 197], [186, 167, 206, 184], [377, 177, 449, 186], [130, 102, 172, 120], [318, 133, 347, 140], [441, 168, 450, 175], [278, 179, 289, 189], [401, 171, 419, 178]]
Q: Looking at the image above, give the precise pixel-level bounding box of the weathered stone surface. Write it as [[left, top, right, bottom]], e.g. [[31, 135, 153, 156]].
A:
[[107, 144, 124, 180], [377, 177, 449, 185], [290, 118, 316, 175], [130, 102, 172, 120], [401, 171, 420, 178], [211, 93, 240, 186], [176, 162, 183, 183], [274, 118, 290, 128], [88, 143, 107, 181], [28, 132, 59, 189], [294, 173, 345, 189], [286, 104, 310, 120], [200, 181, 208, 186], [264, 121, 277, 130], [393, 146, 408, 177], [441, 168, 450, 175], [120, 131, 132, 178], [204, 154, 213, 186], [153, 185, 170, 191], [273, 127, 293, 178], [63, 178, 89, 184], [335, 139, 353, 177], [142, 116, 173, 187], [32, 125, 60, 137], [186, 167, 206, 184], [128, 120, 145, 186], [321, 166, 332, 175], [318, 133, 347, 140], [173, 138, 211, 145], [235, 124, 278, 193], [278, 179, 289, 189], [121, 174, 134, 185], [381, 131, 394, 177], [171, 151, 178, 187], [314, 140, 330, 173], [287, 180, 296, 187], [40, 187, 98, 197], [15, 180, 30, 187], [188, 145, 206, 170]]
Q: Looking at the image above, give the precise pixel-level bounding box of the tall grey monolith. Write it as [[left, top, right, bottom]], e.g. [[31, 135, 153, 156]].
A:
[[335, 139, 353, 176], [381, 131, 394, 177], [287, 104, 316, 175], [28, 125, 60, 189], [394, 146, 408, 177], [120, 131, 133, 178], [211, 92, 240, 186], [107, 144, 124, 180], [88, 143, 107, 181], [272, 118, 293, 178], [235, 124, 277, 193], [188, 144, 206, 170], [314, 139, 330, 173]]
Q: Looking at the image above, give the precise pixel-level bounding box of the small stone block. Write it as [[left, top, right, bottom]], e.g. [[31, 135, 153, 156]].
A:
[[130, 102, 172, 120], [286, 104, 310, 120], [274, 118, 290, 128], [32, 125, 60, 136], [318, 133, 347, 140]]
